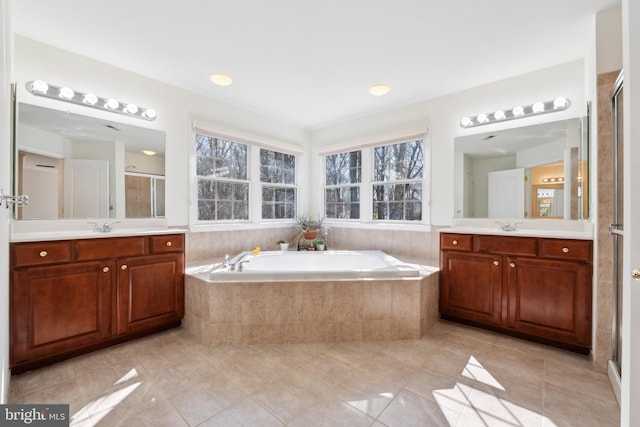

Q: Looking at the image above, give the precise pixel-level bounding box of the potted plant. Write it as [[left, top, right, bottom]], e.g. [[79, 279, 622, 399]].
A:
[[276, 240, 289, 251], [315, 240, 325, 251], [295, 214, 323, 240]]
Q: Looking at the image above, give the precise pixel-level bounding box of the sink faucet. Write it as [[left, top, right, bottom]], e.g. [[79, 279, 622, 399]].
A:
[[88, 221, 120, 232], [494, 221, 522, 232]]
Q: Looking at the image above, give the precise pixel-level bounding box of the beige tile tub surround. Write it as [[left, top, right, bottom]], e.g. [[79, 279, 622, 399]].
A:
[[184, 273, 439, 346]]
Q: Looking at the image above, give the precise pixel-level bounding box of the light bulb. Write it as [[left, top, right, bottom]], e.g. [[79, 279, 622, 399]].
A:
[[105, 99, 119, 110], [142, 109, 156, 119], [493, 110, 506, 120], [477, 113, 489, 124], [83, 93, 98, 105], [553, 97, 569, 109], [532, 102, 545, 113], [460, 117, 473, 127], [59, 87, 75, 100], [125, 104, 139, 114], [512, 106, 524, 117], [31, 80, 49, 94]]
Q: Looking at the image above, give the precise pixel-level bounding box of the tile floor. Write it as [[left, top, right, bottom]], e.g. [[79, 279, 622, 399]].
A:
[[9, 320, 619, 426]]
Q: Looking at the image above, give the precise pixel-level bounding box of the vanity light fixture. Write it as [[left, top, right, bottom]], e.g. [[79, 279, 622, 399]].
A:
[[541, 177, 564, 183], [26, 80, 157, 121], [460, 97, 571, 129]]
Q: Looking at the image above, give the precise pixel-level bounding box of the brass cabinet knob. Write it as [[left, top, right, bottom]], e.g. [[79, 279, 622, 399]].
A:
[[121, 265, 128, 270], [493, 260, 499, 266], [103, 267, 109, 273], [633, 268, 640, 281], [562, 247, 570, 253], [509, 262, 516, 268], [39, 250, 48, 257], [452, 240, 458, 245], [166, 241, 172, 247]]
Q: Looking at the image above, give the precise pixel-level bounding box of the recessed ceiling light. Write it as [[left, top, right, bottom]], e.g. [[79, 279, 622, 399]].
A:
[[143, 150, 156, 156], [210, 73, 233, 86], [369, 83, 390, 96]]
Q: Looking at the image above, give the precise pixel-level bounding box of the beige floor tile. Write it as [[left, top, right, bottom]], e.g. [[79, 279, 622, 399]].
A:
[[8, 320, 620, 426], [199, 397, 285, 426], [377, 389, 458, 427], [289, 399, 375, 427]]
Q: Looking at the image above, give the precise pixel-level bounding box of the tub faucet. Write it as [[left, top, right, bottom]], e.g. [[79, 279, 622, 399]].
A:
[[231, 252, 253, 271]]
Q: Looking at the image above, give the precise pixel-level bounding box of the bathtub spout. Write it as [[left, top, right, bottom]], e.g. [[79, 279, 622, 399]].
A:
[[231, 251, 254, 271]]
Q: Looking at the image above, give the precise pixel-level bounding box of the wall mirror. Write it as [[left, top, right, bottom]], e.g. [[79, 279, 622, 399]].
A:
[[13, 102, 166, 220], [454, 117, 589, 220]]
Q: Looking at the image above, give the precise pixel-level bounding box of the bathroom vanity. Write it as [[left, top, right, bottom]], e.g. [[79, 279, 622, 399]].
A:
[[9, 231, 185, 373], [439, 228, 592, 353]]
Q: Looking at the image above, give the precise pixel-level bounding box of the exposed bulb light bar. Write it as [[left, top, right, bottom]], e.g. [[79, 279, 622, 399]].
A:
[[26, 80, 157, 121], [460, 97, 571, 129]]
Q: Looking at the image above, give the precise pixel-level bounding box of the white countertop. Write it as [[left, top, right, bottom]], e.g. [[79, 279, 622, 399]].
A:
[[440, 218, 594, 240], [10, 219, 188, 242]]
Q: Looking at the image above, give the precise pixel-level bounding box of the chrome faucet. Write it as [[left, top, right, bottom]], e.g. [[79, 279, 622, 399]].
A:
[[88, 221, 120, 232], [231, 252, 253, 271], [494, 221, 523, 232]]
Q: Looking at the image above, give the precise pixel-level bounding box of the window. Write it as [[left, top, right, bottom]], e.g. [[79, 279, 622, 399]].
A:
[[260, 148, 296, 219], [324, 150, 361, 219], [195, 134, 249, 221], [373, 139, 423, 221]]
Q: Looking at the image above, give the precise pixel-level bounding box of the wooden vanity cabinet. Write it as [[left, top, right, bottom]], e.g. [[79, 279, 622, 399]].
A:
[[10, 233, 184, 372], [440, 233, 593, 353]]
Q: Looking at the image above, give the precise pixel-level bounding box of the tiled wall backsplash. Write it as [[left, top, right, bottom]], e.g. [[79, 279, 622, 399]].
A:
[[186, 226, 443, 265]]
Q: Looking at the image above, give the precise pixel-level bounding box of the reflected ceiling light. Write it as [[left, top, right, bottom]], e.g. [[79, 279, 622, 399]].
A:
[[25, 80, 157, 121], [142, 150, 156, 156], [369, 83, 390, 96], [210, 73, 233, 86], [459, 97, 570, 128]]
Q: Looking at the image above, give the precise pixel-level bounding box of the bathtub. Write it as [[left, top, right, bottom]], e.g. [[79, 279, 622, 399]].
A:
[[197, 250, 425, 281], [184, 250, 440, 346]]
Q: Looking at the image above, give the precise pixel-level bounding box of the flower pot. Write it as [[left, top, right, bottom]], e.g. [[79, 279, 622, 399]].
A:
[[316, 243, 325, 251], [303, 231, 317, 240], [279, 243, 289, 251]]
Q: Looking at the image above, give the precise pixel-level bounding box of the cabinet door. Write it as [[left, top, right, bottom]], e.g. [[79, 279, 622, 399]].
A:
[[506, 257, 592, 347], [117, 253, 184, 334], [11, 261, 112, 366], [440, 251, 503, 326]]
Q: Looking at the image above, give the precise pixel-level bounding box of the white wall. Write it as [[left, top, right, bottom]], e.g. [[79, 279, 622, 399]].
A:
[[0, 0, 11, 404], [310, 60, 587, 226], [13, 36, 310, 227]]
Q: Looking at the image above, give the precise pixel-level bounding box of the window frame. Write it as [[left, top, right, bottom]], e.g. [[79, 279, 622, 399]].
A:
[[190, 125, 302, 230], [320, 130, 430, 230]]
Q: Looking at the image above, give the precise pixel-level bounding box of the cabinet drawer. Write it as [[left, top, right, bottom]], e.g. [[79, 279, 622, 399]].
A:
[[76, 237, 146, 260], [12, 242, 72, 267], [440, 234, 472, 251], [540, 239, 592, 262], [150, 234, 185, 254], [475, 235, 537, 256]]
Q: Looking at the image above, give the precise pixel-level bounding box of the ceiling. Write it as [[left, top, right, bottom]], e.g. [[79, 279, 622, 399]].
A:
[[12, 0, 619, 130]]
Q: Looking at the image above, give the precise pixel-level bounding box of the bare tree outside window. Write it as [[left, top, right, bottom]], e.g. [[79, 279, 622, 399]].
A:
[[196, 134, 249, 220], [324, 151, 361, 219], [260, 148, 296, 219], [373, 140, 424, 221]]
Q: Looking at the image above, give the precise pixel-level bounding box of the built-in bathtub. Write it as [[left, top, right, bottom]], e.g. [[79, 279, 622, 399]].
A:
[[184, 250, 439, 346]]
